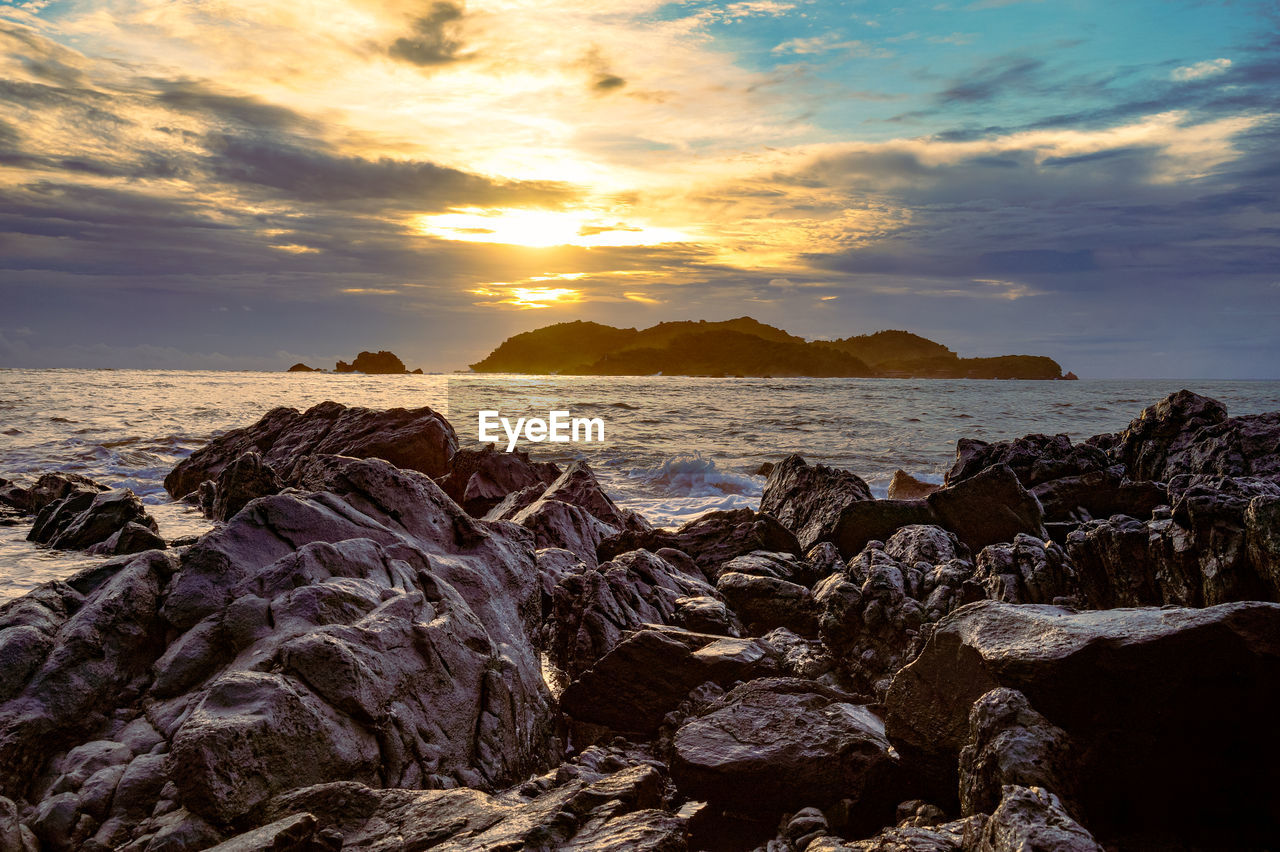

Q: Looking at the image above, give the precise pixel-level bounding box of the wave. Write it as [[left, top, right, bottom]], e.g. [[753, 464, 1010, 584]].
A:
[[627, 453, 763, 499]]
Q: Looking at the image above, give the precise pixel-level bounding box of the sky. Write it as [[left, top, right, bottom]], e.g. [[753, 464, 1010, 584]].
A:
[[0, 0, 1277, 377]]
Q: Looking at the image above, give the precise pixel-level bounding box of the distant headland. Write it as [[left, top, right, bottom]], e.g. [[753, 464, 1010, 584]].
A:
[[287, 350, 424, 374], [469, 318, 1075, 379]]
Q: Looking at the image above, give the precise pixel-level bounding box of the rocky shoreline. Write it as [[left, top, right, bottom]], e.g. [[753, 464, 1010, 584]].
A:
[[0, 390, 1278, 850]]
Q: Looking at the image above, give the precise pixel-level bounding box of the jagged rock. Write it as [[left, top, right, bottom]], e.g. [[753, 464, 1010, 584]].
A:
[[959, 689, 1077, 818], [887, 470, 940, 500], [883, 525, 968, 568], [946, 434, 1109, 488], [256, 757, 685, 851], [84, 521, 167, 557], [164, 401, 457, 498], [1029, 470, 1166, 524], [978, 786, 1101, 852], [598, 509, 802, 578], [761, 628, 835, 681], [209, 452, 282, 522], [205, 813, 319, 851], [884, 600, 1280, 846], [671, 678, 896, 825], [808, 816, 987, 851], [972, 535, 1078, 605], [334, 351, 410, 374], [719, 551, 818, 585], [27, 488, 158, 553], [926, 465, 1046, 554], [560, 628, 782, 734], [672, 596, 740, 636], [437, 444, 559, 517], [832, 500, 940, 560], [548, 549, 721, 677], [0, 478, 33, 514], [717, 572, 819, 637], [0, 795, 25, 852], [1248, 495, 1280, 594], [1168, 474, 1280, 603], [761, 456, 873, 550], [27, 473, 107, 516], [1065, 515, 1191, 608]]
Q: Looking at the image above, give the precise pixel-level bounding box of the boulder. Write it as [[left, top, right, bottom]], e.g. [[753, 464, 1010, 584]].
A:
[[716, 572, 819, 637], [27, 488, 158, 552], [163, 401, 457, 498], [209, 452, 282, 522], [436, 444, 559, 517], [85, 521, 167, 557], [832, 500, 940, 560], [760, 456, 873, 550], [978, 786, 1101, 852], [671, 678, 899, 825], [926, 465, 1046, 554], [807, 816, 986, 851], [958, 688, 1078, 818], [27, 472, 107, 516], [945, 434, 1109, 488], [598, 509, 802, 578], [972, 535, 1078, 605], [548, 549, 721, 677], [886, 470, 940, 500], [884, 600, 1280, 846], [560, 628, 782, 734], [1029, 469, 1166, 524], [1248, 495, 1280, 595]]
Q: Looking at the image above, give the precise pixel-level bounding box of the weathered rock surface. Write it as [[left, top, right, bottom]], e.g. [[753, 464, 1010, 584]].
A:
[[761, 456, 873, 550], [437, 444, 559, 517], [85, 521, 167, 556], [717, 572, 819, 637], [164, 401, 457, 498], [972, 535, 1078, 605], [832, 500, 939, 560], [27, 472, 108, 516], [978, 786, 1101, 852], [598, 509, 802, 577], [887, 470, 940, 500], [946, 434, 1110, 489], [926, 465, 1046, 554], [208, 452, 281, 522], [671, 678, 898, 824], [28, 487, 159, 553], [885, 600, 1280, 846]]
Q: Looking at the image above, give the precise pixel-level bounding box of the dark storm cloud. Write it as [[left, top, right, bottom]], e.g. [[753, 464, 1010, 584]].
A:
[[389, 1, 468, 66]]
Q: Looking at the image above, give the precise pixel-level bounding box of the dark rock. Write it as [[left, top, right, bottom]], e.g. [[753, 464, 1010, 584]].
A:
[[755, 462, 775, 477], [926, 464, 1046, 553], [958, 688, 1077, 818], [1030, 469, 1166, 523], [164, 401, 457, 498], [548, 549, 721, 677], [598, 509, 802, 578], [945, 434, 1109, 489], [0, 478, 32, 514], [972, 535, 1078, 605], [760, 456, 873, 550], [286, 363, 317, 372], [671, 678, 898, 824], [37, 489, 159, 552], [27, 472, 107, 516], [204, 814, 317, 852], [209, 452, 282, 522], [672, 596, 740, 636], [831, 500, 939, 560], [978, 786, 1101, 852], [1110, 390, 1227, 481], [884, 600, 1280, 846], [1248, 495, 1280, 595], [437, 444, 559, 517], [334, 351, 409, 374], [887, 470, 940, 500], [560, 628, 782, 734], [716, 572, 818, 637], [806, 815, 987, 850], [85, 522, 167, 557]]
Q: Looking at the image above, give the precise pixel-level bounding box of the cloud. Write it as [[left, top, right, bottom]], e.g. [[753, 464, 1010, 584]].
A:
[[940, 57, 1044, 103], [1171, 58, 1232, 82], [388, 1, 468, 66], [772, 34, 888, 57]]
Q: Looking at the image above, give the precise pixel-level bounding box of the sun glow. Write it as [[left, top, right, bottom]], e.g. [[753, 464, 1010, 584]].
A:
[[470, 285, 584, 309], [416, 207, 690, 249]]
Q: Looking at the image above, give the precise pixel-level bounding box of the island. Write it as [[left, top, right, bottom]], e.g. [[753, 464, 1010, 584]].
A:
[[469, 318, 1072, 379], [287, 351, 424, 374]]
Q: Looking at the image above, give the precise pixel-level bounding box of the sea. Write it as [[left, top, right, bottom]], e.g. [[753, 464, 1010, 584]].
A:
[[3, 369, 1279, 603]]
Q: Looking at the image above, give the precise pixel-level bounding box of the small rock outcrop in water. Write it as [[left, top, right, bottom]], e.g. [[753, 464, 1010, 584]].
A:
[[2, 388, 1280, 850], [21, 473, 163, 555], [285, 363, 317, 372], [334, 350, 418, 374]]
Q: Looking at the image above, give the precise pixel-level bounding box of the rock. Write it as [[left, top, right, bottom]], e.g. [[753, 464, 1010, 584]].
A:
[[672, 596, 740, 636], [334, 350, 410, 374], [522, 461, 647, 533], [978, 786, 1101, 852], [945, 434, 1109, 489], [1168, 474, 1280, 603], [760, 456, 873, 550], [972, 535, 1078, 605], [27, 472, 107, 516], [598, 509, 802, 578], [1029, 470, 1166, 524], [286, 363, 317, 372], [0, 795, 24, 852], [204, 814, 318, 852], [0, 479, 32, 515], [832, 500, 940, 560], [30, 791, 80, 851], [884, 600, 1280, 846], [671, 678, 898, 826], [437, 444, 559, 517], [560, 628, 782, 734], [85, 522, 167, 557], [29, 488, 159, 552], [809, 816, 987, 851], [887, 471, 940, 500], [761, 627, 835, 680], [1110, 390, 1230, 481], [716, 572, 818, 637], [164, 401, 457, 498], [1248, 495, 1280, 595], [209, 452, 282, 522], [926, 465, 1046, 553], [958, 689, 1077, 818], [548, 549, 721, 677]]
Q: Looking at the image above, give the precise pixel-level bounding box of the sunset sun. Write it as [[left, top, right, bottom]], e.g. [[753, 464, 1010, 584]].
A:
[[415, 207, 691, 249]]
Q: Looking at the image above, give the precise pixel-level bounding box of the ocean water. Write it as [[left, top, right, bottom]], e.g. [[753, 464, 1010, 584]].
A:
[[2, 369, 1279, 603]]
